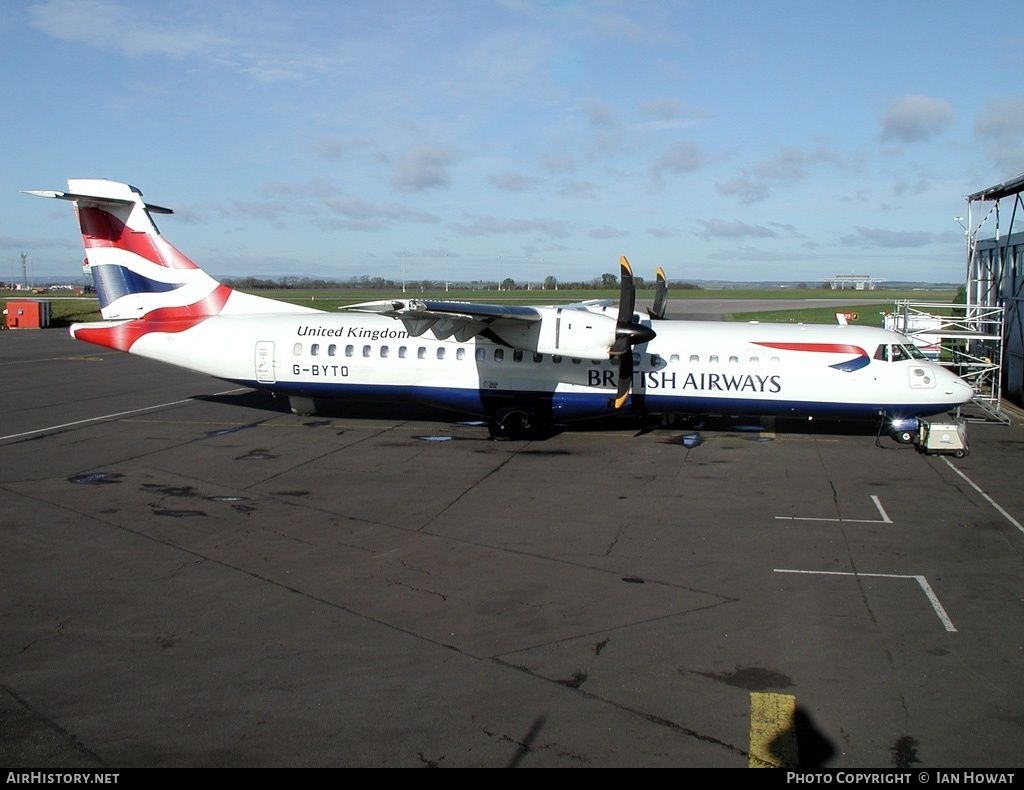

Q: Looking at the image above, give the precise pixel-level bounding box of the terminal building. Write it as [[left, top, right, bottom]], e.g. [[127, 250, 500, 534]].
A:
[[825, 274, 884, 290]]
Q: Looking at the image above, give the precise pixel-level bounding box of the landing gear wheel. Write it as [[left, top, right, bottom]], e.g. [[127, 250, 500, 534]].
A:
[[893, 429, 916, 445], [489, 408, 531, 440]]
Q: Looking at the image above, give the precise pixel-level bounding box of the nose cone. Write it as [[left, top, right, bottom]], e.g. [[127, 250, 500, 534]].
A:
[[944, 369, 975, 405]]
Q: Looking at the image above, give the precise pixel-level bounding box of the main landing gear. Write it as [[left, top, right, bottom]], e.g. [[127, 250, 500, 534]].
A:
[[488, 407, 554, 440]]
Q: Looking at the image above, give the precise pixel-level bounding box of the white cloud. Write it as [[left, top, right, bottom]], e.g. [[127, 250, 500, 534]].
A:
[[693, 219, 780, 241], [577, 98, 619, 128], [391, 145, 459, 192], [320, 195, 439, 232], [27, 0, 342, 81], [717, 145, 844, 203], [588, 225, 628, 239], [650, 141, 704, 185], [487, 172, 545, 192], [880, 95, 955, 144], [974, 97, 1024, 177], [450, 215, 572, 239], [633, 98, 710, 131], [838, 226, 938, 248]]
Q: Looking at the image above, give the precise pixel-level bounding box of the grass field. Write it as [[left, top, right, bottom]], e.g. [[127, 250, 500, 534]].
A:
[[2, 286, 959, 328]]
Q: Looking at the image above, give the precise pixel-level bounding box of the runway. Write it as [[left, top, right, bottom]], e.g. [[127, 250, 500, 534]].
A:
[[2, 328, 1023, 767]]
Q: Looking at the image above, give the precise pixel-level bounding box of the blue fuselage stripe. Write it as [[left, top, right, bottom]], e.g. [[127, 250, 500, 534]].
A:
[[229, 378, 959, 421]]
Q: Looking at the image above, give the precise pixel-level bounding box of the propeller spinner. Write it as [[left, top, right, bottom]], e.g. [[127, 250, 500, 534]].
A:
[[609, 256, 656, 409]]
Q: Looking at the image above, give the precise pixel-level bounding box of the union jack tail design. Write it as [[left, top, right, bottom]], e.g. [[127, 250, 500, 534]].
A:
[[25, 179, 313, 351]]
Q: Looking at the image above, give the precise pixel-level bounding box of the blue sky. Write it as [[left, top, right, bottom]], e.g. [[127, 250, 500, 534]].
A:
[[2, 0, 1022, 285]]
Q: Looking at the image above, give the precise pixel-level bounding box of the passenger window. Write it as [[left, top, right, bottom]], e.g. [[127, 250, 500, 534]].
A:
[[399, 346, 407, 359], [310, 343, 319, 357], [328, 344, 337, 356], [494, 349, 504, 362], [362, 345, 371, 357], [417, 347, 426, 359], [345, 345, 354, 357], [710, 355, 719, 363], [649, 355, 660, 366], [437, 348, 446, 360], [552, 355, 562, 364], [690, 354, 699, 363], [533, 353, 543, 363], [457, 348, 466, 360], [513, 350, 523, 362], [572, 358, 581, 364], [476, 348, 485, 362], [380, 346, 388, 358], [729, 356, 739, 364], [670, 354, 680, 363], [293, 343, 302, 356]]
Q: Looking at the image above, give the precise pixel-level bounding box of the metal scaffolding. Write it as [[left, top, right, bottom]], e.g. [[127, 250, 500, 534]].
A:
[[965, 172, 1024, 411], [882, 171, 1023, 423], [888, 299, 1007, 423]]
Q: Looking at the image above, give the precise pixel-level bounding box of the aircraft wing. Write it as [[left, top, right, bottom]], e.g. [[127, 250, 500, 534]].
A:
[[340, 258, 651, 369], [342, 299, 541, 341]]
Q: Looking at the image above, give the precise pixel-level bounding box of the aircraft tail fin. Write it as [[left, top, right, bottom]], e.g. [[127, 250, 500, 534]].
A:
[[25, 179, 314, 323]]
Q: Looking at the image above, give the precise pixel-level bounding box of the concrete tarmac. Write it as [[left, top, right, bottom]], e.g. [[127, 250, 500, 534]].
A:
[[2, 328, 1023, 768]]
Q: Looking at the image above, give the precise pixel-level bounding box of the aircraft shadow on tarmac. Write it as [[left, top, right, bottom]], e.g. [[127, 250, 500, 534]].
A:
[[190, 388, 911, 444]]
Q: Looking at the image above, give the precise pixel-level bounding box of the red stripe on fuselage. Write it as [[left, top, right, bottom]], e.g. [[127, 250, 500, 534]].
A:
[[754, 342, 868, 357], [77, 206, 198, 270], [73, 284, 232, 352]]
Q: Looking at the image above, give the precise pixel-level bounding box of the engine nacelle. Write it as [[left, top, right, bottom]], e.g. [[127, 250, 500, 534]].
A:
[[490, 306, 619, 360]]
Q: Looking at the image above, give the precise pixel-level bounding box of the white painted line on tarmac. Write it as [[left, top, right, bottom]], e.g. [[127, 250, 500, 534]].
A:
[[0, 388, 248, 443], [775, 569, 957, 632], [942, 458, 1024, 537], [774, 494, 892, 524]]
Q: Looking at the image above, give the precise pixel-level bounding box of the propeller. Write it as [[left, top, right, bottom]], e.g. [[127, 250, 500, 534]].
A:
[[610, 256, 657, 409], [648, 266, 668, 319]]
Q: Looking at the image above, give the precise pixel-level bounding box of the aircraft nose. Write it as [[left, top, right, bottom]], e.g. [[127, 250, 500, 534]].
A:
[[945, 370, 974, 404]]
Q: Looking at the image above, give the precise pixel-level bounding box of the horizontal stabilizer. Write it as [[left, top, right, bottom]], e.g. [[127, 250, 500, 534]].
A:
[[22, 187, 174, 214]]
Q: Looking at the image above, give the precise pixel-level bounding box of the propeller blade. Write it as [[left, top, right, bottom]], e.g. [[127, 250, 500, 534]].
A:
[[612, 256, 637, 355], [608, 256, 656, 409], [649, 266, 668, 319], [616, 256, 636, 326], [611, 349, 633, 409]]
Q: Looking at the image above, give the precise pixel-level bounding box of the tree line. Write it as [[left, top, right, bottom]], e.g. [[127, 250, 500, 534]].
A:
[[220, 274, 703, 291]]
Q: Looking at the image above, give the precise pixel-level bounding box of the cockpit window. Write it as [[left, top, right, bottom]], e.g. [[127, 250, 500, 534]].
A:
[[892, 344, 913, 362], [875, 343, 927, 362]]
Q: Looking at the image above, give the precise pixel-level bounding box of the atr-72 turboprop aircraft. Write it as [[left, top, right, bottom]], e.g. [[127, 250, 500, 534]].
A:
[[27, 179, 974, 440]]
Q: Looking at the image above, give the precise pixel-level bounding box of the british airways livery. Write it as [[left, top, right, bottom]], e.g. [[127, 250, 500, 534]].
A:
[[27, 179, 973, 440]]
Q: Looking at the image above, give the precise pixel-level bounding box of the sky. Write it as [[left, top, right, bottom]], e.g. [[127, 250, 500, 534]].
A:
[[2, 0, 1023, 286]]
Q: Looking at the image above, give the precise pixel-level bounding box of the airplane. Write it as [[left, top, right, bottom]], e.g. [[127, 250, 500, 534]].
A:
[[26, 178, 974, 441]]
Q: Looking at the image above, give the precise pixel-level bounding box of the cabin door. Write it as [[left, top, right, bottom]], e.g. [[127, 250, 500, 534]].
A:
[[255, 341, 276, 384]]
